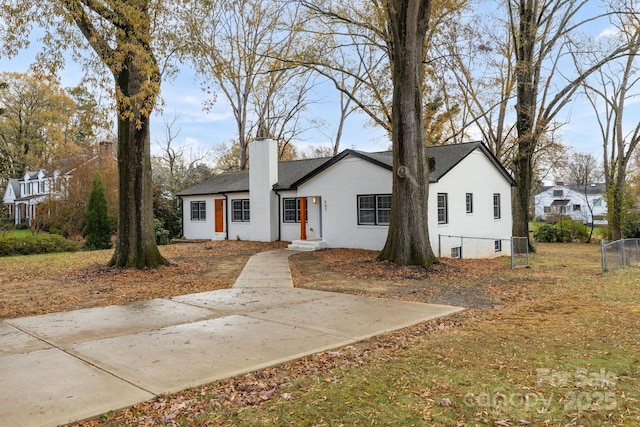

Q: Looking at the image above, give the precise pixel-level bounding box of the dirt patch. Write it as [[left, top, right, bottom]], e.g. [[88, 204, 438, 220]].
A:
[[0, 240, 288, 319], [1, 241, 508, 319], [289, 249, 508, 310]]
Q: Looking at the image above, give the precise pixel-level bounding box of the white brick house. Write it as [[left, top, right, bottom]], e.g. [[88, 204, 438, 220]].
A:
[[177, 139, 516, 258]]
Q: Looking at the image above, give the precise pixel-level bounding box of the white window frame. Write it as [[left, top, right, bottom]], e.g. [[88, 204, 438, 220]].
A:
[[466, 193, 473, 214], [438, 193, 448, 224], [493, 193, 501, 219], [451, 246, 461, 258]]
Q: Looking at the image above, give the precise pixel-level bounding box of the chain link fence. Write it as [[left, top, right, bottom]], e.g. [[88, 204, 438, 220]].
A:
[[601, 239, 640, 272], [437, 234, 528, 268], [511, 236, 530, 269]]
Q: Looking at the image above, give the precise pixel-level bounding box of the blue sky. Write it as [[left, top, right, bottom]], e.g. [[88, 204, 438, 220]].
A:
[[0, 2, 635, 163]]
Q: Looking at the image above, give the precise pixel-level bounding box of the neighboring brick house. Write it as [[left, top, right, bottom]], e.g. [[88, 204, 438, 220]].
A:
[[533, 183, 608, 226], [2, 141, 117, 227]]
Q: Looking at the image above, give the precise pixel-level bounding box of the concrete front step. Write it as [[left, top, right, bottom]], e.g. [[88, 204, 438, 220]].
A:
[[287, 239, 328, 251]]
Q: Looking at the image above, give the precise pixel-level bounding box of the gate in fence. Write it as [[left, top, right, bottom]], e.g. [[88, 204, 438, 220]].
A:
[[511, 236, 530, 269], [601, 238, 640, 272]]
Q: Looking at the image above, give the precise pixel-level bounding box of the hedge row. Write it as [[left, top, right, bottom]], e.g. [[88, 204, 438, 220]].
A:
[[0, 233, 80, 257]]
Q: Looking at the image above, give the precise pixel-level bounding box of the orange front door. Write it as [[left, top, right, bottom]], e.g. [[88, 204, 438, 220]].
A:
[[215, 199, 224, 233]]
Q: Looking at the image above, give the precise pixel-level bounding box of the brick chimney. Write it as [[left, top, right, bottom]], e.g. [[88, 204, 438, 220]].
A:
[[99, 140, 114, 157]]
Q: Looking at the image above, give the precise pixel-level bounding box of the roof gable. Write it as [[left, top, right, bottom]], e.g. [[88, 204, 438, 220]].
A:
[[3, 179, 19, 202]]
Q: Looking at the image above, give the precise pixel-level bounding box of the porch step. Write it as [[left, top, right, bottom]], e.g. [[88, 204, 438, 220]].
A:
[[287, 239, 328, 252]]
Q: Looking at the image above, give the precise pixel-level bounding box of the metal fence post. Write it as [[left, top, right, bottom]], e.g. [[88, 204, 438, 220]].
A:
[[511, 236, 515, 269], [601, 239, 606, 272]]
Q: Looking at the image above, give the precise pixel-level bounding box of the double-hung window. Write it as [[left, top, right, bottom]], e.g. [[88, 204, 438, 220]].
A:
[[437, 193, 448, 224], [493, 193, 501, 219], [283, 198, 308, 223], [466, 193, 473, 214], [190, 201, 206, 221], [357, 194, 391, 225], [232, 199, 250, 222]]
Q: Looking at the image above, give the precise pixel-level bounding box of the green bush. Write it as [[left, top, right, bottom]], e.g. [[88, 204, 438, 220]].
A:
[[533, 219, 588, 243], [0, 233, 80, 257], [533, 224, 558, 242], [83, 172, 112, 250], [48, 227, 65, 237], [15, 223, 28, 230], [556, 218, 589, 242], [622, 209, 640, 238], [154, 218, 171, 246]]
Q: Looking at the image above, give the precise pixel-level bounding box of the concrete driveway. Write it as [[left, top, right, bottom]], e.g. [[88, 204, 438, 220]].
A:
[[0, 250, 463, 427]]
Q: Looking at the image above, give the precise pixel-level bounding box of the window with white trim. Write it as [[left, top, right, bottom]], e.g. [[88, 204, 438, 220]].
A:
[[232, 199, 250, 222], [190, 201, 206, 221], [451, 246, 461, 258], [466, 193, 473, 214], [437, 193, 448, 224], [494, 240, 502, 252], [357, 194, 391, 225], [493, 193, 501, 219]]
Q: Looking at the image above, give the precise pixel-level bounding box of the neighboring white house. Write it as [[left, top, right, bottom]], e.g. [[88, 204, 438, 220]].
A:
[[177, 139, 516, 258], [2, 141, 116, 226], [2, 170, 62, 226], [534, 183, 608, 226]]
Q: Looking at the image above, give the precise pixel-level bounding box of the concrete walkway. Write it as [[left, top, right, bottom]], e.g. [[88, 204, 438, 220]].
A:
[[0, 249, 463, 427]]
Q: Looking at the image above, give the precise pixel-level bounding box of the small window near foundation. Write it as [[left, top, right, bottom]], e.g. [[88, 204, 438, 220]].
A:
[[451, 246, 461, 258]]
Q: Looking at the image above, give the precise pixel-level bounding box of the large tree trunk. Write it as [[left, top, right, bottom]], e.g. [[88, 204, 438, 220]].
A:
[[109, 59, 167, 268], [511, 148, 533, 240], [378, 0, 437, 267], [511, 0, 537, 250]]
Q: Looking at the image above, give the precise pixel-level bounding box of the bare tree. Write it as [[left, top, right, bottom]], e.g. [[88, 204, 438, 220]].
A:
[[581, 8, 640, 240], [564, 151, 604, 242], [179, 0, 314, 169], [441, 8, 517, 163], [295, 0, 467, 142], [153, 114, 211, 194], [508, 0, 629, 247]]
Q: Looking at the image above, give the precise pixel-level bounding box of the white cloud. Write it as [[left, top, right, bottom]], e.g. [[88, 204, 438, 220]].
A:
[[597, 26, 620, 39]]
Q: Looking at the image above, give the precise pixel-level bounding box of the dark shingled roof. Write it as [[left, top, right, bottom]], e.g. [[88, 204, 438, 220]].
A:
[[176, 170, 249, 196], [176, 157, 332, 196], [177, 141, 514, 196]]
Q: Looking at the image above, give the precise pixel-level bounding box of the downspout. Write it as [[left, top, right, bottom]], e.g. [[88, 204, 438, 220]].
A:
[[274, 189, 281, 241], [223, 193, 229, 240], [178, 196, 184, 238]]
